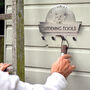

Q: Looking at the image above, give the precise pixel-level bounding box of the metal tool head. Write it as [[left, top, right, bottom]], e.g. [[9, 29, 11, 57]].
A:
[[46, 5, 76, 24]]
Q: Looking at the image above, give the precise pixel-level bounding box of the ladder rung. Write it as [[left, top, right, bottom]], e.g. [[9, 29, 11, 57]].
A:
[[0, 14, 12, 20]]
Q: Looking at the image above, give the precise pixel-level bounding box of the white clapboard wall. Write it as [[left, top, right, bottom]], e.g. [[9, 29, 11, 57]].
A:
[[5, 0, 90, 90]]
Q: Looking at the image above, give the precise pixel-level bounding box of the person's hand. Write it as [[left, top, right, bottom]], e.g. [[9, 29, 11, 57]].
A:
[[0, 63, 11, 71], [51, 54, 75, 78]]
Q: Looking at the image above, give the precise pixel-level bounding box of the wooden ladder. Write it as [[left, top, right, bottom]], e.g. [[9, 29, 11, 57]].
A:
[[0, 0, 25, 81]]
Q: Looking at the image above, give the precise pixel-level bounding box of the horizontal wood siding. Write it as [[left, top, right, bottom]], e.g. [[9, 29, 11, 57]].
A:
[[6, 26, 90, 49], [6, 0, 90, 5], [6, 4, 90, 26], [5, 1, 90, 90], [6, 46, 90, 72], [25, 68, 90, 90]]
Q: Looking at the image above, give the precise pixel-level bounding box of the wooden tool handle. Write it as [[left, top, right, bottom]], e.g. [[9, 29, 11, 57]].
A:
[[61, 45, 68, 55]]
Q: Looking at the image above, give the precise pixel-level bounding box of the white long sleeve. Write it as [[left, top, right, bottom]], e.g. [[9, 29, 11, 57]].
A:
[[0, 71, 67, 90]]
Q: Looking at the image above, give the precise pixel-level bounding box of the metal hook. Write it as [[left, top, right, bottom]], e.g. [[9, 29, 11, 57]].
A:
[[60, 35, 69, 48], [72, 37, 77, 41], [51, 36, 56, 40], [56, 35, 69, 47], [41, 36, 45, 40], [61, 39, 69, 47]]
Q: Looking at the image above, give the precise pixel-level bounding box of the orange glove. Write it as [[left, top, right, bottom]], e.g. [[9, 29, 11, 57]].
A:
[[51, 54, 75, 78]]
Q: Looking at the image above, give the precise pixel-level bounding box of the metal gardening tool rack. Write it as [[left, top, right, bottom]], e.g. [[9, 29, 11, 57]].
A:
[[39, 5, 82, 54]]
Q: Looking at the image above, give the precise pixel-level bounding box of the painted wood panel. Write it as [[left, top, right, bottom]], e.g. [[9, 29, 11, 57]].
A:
[[6, 4, 90, 26], [25, 68, 90, 90], [25, 67, 50, 84], [5, 46, 90, 72], [6, 0, 90, 5], [6, 26, 46, 46], [6, 26, 90, 49], [5, 1, 90, 90]]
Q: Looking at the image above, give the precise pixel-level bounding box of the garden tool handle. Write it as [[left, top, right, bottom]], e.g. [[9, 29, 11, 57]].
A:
[[61, 45, 68, 56]]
